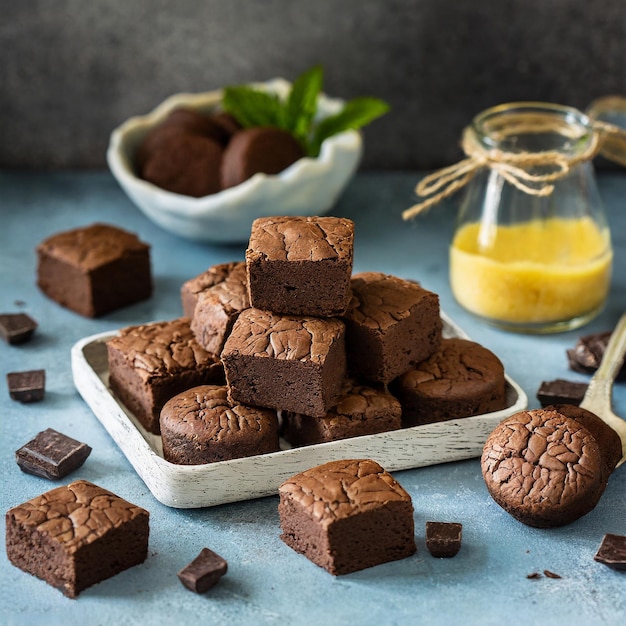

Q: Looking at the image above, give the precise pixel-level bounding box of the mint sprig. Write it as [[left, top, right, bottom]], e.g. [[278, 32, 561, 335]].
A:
[[221, 65, 389, 157]]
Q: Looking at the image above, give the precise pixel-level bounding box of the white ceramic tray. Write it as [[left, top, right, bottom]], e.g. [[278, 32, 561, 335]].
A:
[[71, 314, 527, 508]]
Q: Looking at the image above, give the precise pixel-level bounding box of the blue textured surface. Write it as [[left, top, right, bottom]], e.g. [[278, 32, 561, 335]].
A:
[[0, 171, 625, 625]]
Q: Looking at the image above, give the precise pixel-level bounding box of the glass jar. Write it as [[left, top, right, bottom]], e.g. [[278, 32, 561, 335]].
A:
[[449, 102, 613, 333]]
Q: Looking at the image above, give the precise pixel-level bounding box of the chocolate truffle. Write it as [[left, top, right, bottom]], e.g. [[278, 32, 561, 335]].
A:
[[5, 480, 149, 598], [180, 261, 245, 318], [246, 215, 354, 317], [160, 385, 279, 464], [141, 133, 223, 197], [107, 318, 224, 434], [279, 459, 416, 575], [190, 262, 250, 354], [37, 223, 152, 318], [392, 338, 507, 427], [221, 308, 346, 418], [481, 409, 608, 527], [343, 272, 442, 384], [221, 127, 304, 189], [282, 379, 402, 446]]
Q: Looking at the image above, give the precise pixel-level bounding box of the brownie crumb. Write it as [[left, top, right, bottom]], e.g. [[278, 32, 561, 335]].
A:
[[527, 572, 541, 579], [543, 570, 562, 579]]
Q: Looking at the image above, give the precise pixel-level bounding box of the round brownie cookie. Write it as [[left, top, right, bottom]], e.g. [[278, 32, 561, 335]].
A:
[[391, 338, 507, 427], [545, 403, 622, 479], [160, 385, 279, 464], [481, 408, 608, 527], [220, 127, 304, 189], [210, 112, 242, 140], [141, 134, 223, 197]]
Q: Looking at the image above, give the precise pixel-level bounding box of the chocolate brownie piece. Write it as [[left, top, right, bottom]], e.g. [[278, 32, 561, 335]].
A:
[[107, 318, 224, 434], [0, 313, 37, 344], [537, 379, 588, 407], [160, 385, 279, 464], [279, 459, 416, 575], [7, 369, 45, 403], [282, 379, 401, 446], [141, 133, 223, 197], [343, 272, 442, 384], [180, 261, 244, 318], [221, 127, 304, 189], [481, 409, 608, 527], [5, 480, 149, 598], [15, 428, 91, 479], [222, 308, 346, 418], [190, 262, 250, 354], [246, 216, 354, 316], [391, 338, 506, 427], [37, 223, 152, 318]]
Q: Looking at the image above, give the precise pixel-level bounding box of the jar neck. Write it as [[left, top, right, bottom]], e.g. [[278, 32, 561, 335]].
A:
[[471, 102, 594, 157]]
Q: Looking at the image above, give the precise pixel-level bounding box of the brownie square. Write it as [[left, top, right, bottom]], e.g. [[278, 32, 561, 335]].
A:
[[391, 338, 507, 427], [107, 318, 224, 434], [221, 308, 346, 418], [279, 459, 416, 575], [5, 480, 149, 598], [180, 261, 244, 318], [190, 262, 250, 354], [246, 216, 354, 316], [282, 379, 402, 446], [343, 272, 442, 384], [37, 223, 152, 318], [160, 385, 279, 464]]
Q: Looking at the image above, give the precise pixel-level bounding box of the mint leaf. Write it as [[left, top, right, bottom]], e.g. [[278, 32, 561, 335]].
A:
[[222, 86, 285, 128], [310, 97, 390, 156], [285, 65, 323, 143]]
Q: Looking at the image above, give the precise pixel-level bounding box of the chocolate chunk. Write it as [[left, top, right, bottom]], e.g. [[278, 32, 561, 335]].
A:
[[221, 127, 304, 189], [594, 533, 626, 571], [425, 521, 463, 558], [7, 369, 45, 403], [536, 379, 588, 407], [177, 548, 228, 593], [567, 331, 626, 379], [0, 313, 38, 344], [15, 428, 92, 479]]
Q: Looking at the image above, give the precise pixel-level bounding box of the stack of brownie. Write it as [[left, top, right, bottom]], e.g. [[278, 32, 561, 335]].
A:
[[107, 214, 508, 465]]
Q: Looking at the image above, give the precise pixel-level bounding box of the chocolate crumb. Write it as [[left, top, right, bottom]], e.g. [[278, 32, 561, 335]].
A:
[[543, 570, 562, 579], [527, 572, 541, 579]]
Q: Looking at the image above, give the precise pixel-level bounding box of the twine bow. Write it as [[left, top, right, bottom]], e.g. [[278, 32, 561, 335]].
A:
[[402, 119, 615, 221]]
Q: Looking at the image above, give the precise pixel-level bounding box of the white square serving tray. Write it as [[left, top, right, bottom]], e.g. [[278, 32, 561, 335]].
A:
[[71, 314, 527, 508]]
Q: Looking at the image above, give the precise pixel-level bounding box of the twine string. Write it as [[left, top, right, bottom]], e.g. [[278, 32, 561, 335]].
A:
[[402, 118, 612, 221]]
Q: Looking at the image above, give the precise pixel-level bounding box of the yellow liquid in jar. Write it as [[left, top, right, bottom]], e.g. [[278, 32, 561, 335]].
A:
[[450, 217, 612, 325]]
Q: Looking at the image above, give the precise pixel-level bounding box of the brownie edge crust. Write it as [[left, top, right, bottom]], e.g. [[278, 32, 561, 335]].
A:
[[278, 459, 416, 575]]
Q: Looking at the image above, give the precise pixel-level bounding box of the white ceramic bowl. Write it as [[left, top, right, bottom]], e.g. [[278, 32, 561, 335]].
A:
[[107, 79, 363, 243]]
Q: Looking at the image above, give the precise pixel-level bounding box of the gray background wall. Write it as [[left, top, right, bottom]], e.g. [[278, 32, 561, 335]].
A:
[[1, 0, 625, 170]]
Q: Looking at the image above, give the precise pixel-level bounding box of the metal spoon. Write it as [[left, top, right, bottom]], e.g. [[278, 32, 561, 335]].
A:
[[580, 311, 626, 468]]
